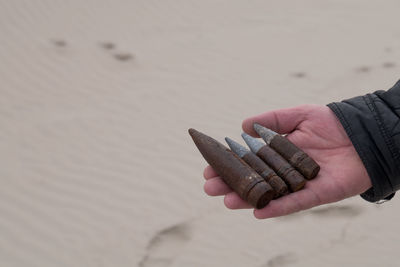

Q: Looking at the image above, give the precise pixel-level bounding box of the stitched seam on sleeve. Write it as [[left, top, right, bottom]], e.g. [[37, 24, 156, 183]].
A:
[[367, 94, 399, 159], [390, 120, 400, 136], [331, 103, 369, 172], [328, 102, 378, 201], [366, 94, 400, 177], [364, 95, 393, 194]]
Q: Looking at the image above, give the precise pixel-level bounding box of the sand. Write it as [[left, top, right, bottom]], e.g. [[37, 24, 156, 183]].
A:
[[0, 0, 400, 266]]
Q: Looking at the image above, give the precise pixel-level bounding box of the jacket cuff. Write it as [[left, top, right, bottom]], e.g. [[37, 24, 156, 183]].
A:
[[327, 92, 400, 202]]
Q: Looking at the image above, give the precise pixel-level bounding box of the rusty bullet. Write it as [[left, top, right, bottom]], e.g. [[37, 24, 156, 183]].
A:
[[241, 133, 306, 192], [253, 123, 320, 179], [225, 137, 288, 197], [188, 128, 275, 209]]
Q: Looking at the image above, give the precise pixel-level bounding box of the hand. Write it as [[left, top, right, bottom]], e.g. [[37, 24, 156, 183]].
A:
[[203, 104, 372, 219]]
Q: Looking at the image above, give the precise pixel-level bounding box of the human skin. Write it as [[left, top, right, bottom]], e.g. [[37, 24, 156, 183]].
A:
[[203, 105, 372, 219]]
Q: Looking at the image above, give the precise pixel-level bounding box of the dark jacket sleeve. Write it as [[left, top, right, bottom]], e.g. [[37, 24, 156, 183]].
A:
[[327, 80, 400, 202]]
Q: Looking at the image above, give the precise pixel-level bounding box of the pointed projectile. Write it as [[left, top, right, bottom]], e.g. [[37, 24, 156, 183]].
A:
[[225, 137, 250, 158], [241, 132, 306, 192], [241, 132, 265, 154], [189, 128, 274, 208], [225, 137, 288, 197], [253, 123, 276, 144], [253, 124, 320, 180]]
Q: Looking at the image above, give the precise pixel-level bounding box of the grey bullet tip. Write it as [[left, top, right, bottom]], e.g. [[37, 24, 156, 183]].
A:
[[225, 137, 250, 158], [253, 123, 277, 144], [241, 132, 265, 154]]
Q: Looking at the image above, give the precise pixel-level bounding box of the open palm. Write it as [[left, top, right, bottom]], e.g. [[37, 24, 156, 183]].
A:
[[203, 105, 372, 219]]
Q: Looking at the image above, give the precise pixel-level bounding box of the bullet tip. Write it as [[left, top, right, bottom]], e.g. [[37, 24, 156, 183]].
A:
[[252, 124, 276, 144], [241, 132, 265, 153], [225, 137, 249, 158], [241, 132, 249, 138], [188, 128, 196, 136], [253, 123, 262, 131]]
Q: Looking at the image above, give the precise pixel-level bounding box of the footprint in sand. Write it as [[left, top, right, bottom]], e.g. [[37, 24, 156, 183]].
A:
[[51, 39, 67, 47], [263, 252, 297, 267], [385, 47, 393, 53], [310, 204, 363, 218], [100, 42, 116, 50], [355, 66, 371, 73], [383, 62, 396, 68], [291, 72, 306, 78], [113, 52, 134, 62], [99, 41, 134, 62], [139, 222, 192, 267]]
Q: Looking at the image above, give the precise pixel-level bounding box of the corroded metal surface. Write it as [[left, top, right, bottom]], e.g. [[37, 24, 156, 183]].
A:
[[253, 124, 320, 180], [225, 137, 288, 197], [225, 137, 249, 158], [270, 135, 320, 179], [257, 146, 306, 192], [242, 133, 306, 192], [242, 152, 288, 197], [189, 128, 274, 208]]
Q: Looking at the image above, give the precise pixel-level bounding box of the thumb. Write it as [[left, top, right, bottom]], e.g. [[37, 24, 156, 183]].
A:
[[242, 105, 314, 136]]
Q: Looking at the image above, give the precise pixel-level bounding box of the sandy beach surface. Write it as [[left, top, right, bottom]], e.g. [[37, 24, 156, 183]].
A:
[[1, 1, 400, 266]]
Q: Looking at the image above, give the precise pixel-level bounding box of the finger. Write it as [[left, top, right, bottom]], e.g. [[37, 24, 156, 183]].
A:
[[204, 177, 232, 196], [253, 187, 321, 219], [224, 192, 252, 209], [203, 165, 218, 180], [242, 105, 313, 136]]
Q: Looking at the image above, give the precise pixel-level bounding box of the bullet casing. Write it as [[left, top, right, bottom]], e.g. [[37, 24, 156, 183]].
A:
[[189, 129, 275, 209], [270, 135, 320, 180], [225, 136, 288, 198], [257, 145, 306, 192], [241, 152, 288, 197], [253, 124, 320, 180]]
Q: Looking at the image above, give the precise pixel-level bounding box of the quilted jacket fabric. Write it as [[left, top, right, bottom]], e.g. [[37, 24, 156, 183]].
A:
[[328, 80, 400, 202]]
